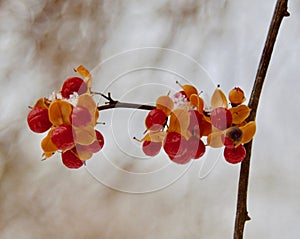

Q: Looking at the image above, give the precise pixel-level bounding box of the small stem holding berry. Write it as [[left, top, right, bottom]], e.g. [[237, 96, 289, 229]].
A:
[[233, 1, 289, 239], [133, 136, 142, 142]]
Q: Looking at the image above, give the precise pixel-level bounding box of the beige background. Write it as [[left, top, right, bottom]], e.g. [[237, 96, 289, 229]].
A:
[[0, 0, 300, 238]]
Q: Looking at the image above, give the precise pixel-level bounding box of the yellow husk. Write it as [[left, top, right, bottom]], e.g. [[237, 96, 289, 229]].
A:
[[229, 105, 251, 125], [141, 131, 166, 142], [156, 95, 174, 116], [41, 129, 58, 156], [73, 125, 96, 145], [211, 87, 228, 109], [240, 121, 256, 144], [168, 108, 190, 139], [207, 131, 224, 148], [48, 100, 72, 126]]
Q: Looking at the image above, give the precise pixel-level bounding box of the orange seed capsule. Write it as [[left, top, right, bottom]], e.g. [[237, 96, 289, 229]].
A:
[[34, 97, 50, 109], [240, 121, 256, 144], [229, 105, 251, 125], [211, 86, 228, 109], [207, 131, 224, 148], [229, 87, 246, 106], [156, 95, 174, 116], [176, 81, 198, 100], [41, 130, 58, 155], [48, 100, 73, 126], [168, 108, 190, 139]]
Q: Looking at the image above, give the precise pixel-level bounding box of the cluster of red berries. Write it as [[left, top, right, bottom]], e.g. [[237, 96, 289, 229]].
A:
[[207, 86, 256, 164], [27, 65, 256, 169], [140, 83, 256, 164], [140, 93, 208, 164], [27, 66, 104, 169]]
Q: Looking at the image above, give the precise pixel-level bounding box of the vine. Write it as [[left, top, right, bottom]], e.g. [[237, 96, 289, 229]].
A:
[[26, 0, 289, 238], [234, 0, 289, 238]]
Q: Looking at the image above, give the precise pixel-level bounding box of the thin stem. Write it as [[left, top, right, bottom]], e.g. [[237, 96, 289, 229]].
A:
[[97, 102, 155, 111], [233, 1, 289, 239], [95, 92, 156, 111]]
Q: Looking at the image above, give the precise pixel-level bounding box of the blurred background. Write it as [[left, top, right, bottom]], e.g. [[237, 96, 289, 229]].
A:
[[0, 0, 299, 238]]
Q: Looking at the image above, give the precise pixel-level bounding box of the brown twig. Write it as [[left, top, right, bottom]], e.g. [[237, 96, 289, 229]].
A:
[[233, 1, 289, 238], [98, 102, 156, 111], [96, 92, 155, 111]]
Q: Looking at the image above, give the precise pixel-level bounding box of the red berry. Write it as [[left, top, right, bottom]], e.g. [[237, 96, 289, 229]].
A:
[[163, 132, 182, 158], [221, 135, 235, 148], [198, 117, 212, 137], [174, 90, 187, 99], [51, 124, 74, 150], [170, 153, 192, 164], [188, 110, 202, 136], [27, 107, 52, 133], [173, 91, 188, 106], [61, 149, 83, 169], [187, 136, 206, 159], [170, 145, 193, 164], [61, 77, 88, 98], [163, 132, 192, 164], [83, 130, 105, 153], [210, 107, 232, 130], [70, 106, 92, 127], [223, 127, 243, 147], [145, 109, 167, 131], [223, 144, 246, 164], [142, 141, 162, 156]]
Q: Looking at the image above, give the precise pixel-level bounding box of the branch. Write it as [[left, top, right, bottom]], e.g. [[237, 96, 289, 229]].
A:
[[98, 102, 155, 111], [233, 1, 289, 239], [95, 92, 155, 111]]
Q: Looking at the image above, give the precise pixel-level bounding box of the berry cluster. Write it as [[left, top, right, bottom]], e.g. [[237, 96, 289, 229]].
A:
[[27, 65, 256, 169], [208, 86, 256, 163], [27, 66, 104, 169], [140, 84, 256, 164]]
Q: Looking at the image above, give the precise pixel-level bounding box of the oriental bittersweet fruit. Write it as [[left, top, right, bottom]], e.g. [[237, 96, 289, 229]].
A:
[[27, 107, 52, 133], [142, 141, 162, 156], [145, 109, 167, 131], [188, 110, 202, 137], [70, 106, 92, 127], [176, 82, 198, 100], [224, 144, 246, 164], [163, 132, 182, 158], [163, 132, 191, 164], [83, 130, 105, 153], [61, 77, 88, 98], [156, 95, 174, 116], [210, 107, 232, 130], [187, 135, 206, 159], [50, 124, 74, 150], [74, 145, 93, 161], [211, 86, 228, 109], [170, 152, 192, 164], [222, 136, 234, 148], [224, 127, 243, 147], [229, 87, 246, 106], [174, 90, 187, 100], [62, 149, 84, 169]]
